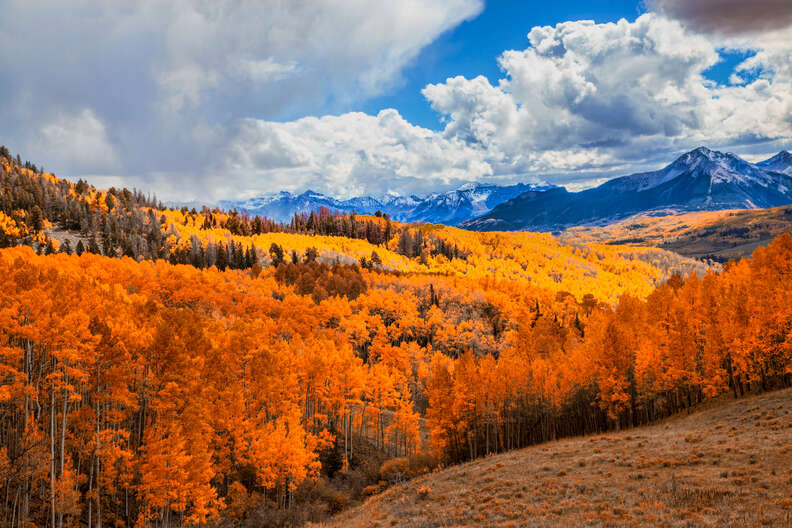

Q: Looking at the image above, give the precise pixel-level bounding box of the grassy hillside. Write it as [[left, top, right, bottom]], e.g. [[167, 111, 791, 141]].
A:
[[315, 388, 792, 528], [563, 205, 792, 262]]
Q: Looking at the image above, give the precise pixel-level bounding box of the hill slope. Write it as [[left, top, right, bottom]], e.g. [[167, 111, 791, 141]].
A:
[[462, 148, 792, 232], [562, 205, 792, 262], [316, 388, 792, 528], [0, 146, 711, 303]]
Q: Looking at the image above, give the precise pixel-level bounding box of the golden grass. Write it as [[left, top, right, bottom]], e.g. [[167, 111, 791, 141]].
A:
[[562, 205, 792, 262], [311, 388, 792, 527]]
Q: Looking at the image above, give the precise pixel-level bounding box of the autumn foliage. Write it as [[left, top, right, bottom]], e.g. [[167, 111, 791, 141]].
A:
[[0, 148, 791, 526]]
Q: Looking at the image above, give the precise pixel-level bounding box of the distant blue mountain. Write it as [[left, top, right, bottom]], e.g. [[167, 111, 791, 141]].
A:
[[757, 150, 792, 176], [220, 182, 551, 225], [460, 148, 792, 232], [219, 190, 362, 223]]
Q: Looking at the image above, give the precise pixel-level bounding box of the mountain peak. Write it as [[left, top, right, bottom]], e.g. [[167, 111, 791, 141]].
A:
[[220, 182, 542, 225], [757, 150, 792, 176], [667, 147, 753, 177], [690, 146, 716, 156], [679, 146, 733, 163], [464, 147, 792, 231], [767, 150, 791, 162]]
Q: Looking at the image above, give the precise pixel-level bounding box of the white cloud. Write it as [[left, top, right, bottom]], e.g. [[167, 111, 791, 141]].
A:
[[32, 109, 120, 174], [221, 110, 495, 199], [0, 3, 790, 201], [419, 13, 792, 184], [0, 0, 482, 192], [232, 58, 299, 84], [193, 13, 792, 200]]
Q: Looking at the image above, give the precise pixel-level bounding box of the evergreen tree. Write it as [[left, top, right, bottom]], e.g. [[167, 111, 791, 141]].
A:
[[304, 247, 318, 263], [269, 243, 284, 267], [88, 236, 101, 255], [216, 243, 228, 271]]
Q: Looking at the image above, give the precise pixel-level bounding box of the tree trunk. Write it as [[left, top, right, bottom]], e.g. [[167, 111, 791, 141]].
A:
[[50, 385, 56, 528]]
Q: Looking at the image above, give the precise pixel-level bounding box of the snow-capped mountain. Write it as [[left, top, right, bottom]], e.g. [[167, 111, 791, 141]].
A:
[[757, 150, 792, 176], [398, 183, 550, 225], [219, 190, 360, 222], [461, 147, 792, 232], [221, 182, 550, 225]]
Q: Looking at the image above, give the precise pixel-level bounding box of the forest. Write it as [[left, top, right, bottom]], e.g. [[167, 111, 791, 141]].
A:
[[1, 148, 791, 527]]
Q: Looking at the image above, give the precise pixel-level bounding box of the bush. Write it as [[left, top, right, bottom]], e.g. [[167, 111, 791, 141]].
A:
[[380, 457, 410, 484], [407, 452, 439, 476], [361, 481, 387, 497], [379, 453, 439, 484], [320, 486, 351, 514]]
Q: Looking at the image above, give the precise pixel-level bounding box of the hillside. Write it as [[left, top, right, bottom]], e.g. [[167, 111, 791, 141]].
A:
[[2, 147, 791, 528], [315, 388, 792, 528], [563, 205, 792, 262], [0, 147, 709, 303], [462, 147, 792, 232]]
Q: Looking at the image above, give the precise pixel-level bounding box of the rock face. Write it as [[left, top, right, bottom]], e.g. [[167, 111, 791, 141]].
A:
[[461, 148, 792, 232]]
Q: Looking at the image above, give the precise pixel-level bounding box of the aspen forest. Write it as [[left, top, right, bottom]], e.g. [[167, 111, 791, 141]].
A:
[[1, 149, 791, 527]]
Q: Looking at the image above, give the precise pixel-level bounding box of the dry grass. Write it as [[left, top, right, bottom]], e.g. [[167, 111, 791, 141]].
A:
[[561, 205, 792, 262], [310, 388, 792, 528]]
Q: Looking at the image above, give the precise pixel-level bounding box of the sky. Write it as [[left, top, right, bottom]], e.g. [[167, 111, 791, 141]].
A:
[[1, 0, 791, 201]]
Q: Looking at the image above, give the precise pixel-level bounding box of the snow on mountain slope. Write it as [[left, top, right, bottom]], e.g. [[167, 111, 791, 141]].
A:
[[757, 150, 792, 176], [462, 147, 792, 232], [221, 183, 550, 225]]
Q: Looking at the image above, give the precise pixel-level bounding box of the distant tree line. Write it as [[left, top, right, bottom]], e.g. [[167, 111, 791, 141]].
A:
[[0, 147, 410, 267]]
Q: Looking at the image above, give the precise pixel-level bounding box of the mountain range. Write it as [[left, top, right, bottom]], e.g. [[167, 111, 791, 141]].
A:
[[218, 147, 792, 231], [220, 182, 550, 225], [460, 147, 792, 232]]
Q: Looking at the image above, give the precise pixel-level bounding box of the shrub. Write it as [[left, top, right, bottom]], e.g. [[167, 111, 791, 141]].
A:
[[407, 452, 439, 476], [361, 481, 388, 497], [379, 453, 440, 484], [380, 457, 410, 484]]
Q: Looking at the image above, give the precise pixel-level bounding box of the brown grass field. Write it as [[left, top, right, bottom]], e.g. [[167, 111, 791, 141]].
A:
[[312, 388, 792, 528], [561, 205, 792, 262]]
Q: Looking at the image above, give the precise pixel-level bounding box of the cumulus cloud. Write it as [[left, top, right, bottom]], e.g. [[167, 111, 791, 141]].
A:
[[0, 0, 482, 197], [0, 2, 790, 200], [220, 110, 497, 199], [31, 109, 120, 174], [419, 13, 792, 188], [649, 0, 792, 35]]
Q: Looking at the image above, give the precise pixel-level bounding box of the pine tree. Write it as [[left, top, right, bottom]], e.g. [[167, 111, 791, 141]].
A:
[[269, 243, 285, 267], [304, 247, 318, 263]]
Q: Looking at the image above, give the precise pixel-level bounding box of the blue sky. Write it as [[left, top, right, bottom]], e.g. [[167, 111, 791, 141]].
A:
[[0, 0, 790, 201], [363, 1, 761, 131], [364, 0, 649, 129]]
